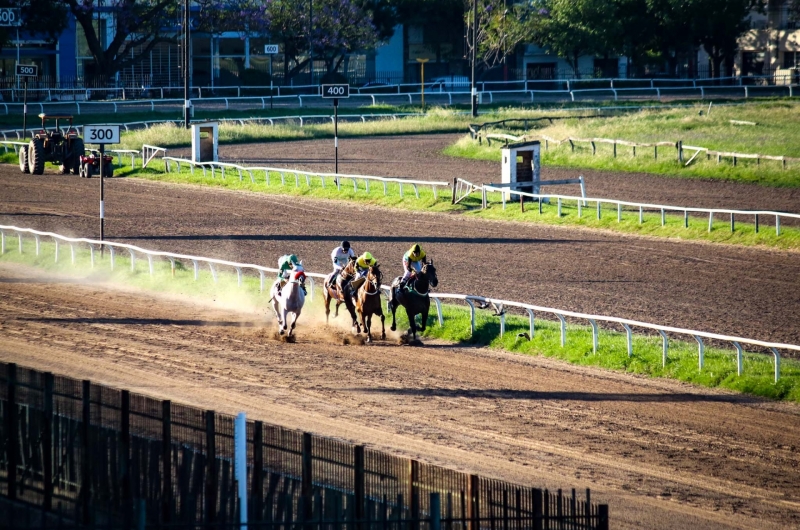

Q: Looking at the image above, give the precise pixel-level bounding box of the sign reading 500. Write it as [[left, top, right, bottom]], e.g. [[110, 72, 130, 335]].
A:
[[84, 125, 121, 145]]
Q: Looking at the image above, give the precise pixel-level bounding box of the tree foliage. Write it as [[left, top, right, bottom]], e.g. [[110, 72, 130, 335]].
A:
[[465, 0, 542, 69], [0, 0, 69, 53]]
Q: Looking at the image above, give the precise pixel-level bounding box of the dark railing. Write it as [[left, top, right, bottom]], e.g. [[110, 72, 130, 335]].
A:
[[0, 362, 609, 530]]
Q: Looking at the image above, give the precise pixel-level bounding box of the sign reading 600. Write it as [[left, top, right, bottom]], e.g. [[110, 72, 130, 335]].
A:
[[84, 125, 121, 145]]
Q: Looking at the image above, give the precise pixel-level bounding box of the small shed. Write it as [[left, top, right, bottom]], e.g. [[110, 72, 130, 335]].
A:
[[191, 122, 219, 163], [501, 140, 540, 200]]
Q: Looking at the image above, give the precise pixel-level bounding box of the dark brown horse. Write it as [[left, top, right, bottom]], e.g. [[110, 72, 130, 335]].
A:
[[388, 260, 438, 341], [323, 258, 359, 331], [355, 265, 385, 342]]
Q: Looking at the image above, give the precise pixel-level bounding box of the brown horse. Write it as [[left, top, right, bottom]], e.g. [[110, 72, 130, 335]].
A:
[[355, 265, 385, 342], [323, 257, 359, 331]]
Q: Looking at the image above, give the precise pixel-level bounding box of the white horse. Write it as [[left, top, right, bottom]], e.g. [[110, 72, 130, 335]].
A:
[[271, 268, 306, 337]]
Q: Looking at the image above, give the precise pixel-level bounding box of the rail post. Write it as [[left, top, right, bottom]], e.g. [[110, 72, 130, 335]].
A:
[[252, 421, 264, 521], [162, 400, 172, 523], [81, 379, 92, 525], [354, 445, 365, 529], [469, 474, 480, 530], [121, 390, 132, 527], [302, 432, 313, 520], [205, 410, 217, 523], [532, 488, 542, 530], [430, 493, 441, 530], [43, 372, 54, 510], [6, 363, 18, 500]]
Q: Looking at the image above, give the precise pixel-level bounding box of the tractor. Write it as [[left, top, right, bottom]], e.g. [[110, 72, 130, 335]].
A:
[[78, 150, 114, 178], [18, 114, 85, 175]]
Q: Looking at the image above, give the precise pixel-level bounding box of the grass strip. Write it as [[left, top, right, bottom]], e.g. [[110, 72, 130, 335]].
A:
[[117, 160, 800, 251], [445, 100, 800, 187], [1, 237, 797, 402]]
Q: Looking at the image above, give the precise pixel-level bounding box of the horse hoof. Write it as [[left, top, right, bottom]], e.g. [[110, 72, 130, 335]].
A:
[[390, 324, 396, 332], [381, 334, 386, 341], [279, 329, 285, 336], [366, 337, 372, 343]]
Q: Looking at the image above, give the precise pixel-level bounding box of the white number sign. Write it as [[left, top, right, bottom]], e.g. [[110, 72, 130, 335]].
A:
[[84, 125, 121, 145], [321, 84, 350, 99], [16, 64, 38, 77], [0, 8, 21, 27]]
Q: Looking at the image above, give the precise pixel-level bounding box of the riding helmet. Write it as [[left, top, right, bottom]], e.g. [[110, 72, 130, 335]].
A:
[[341, 241, 350, 250], [412, 244, 421, 253]]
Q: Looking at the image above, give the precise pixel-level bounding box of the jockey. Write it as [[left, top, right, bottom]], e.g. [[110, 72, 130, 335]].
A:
[[328, 240, 356, 288], [273, 254, 304, 295], [399, 244, 426, 289], [349, 252, 377, 293]]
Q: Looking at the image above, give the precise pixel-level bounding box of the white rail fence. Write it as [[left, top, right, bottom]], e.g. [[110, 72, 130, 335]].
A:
[[0, 224, 796, 383], [456, 179, 800, 236], [0, 78, 796, 116], [161, 157, 451, 200]]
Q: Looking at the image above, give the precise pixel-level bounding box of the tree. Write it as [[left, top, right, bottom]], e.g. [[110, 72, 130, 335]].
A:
[[465, 0, 543, 71], [0, 0, 68, 52], [267, 0, 380, 83], [537, 0, 615, 77], [59, 0, 181, 82], [690, 0, 759, 77]]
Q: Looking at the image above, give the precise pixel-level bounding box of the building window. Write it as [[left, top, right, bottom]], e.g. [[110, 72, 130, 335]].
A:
[[784, 52, 799, 69], [741, 52, 765, 76], [526, 62, 557, 80]]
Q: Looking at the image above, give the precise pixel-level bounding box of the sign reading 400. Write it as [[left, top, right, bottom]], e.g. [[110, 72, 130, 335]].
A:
[[321, 84, 349, 99], [84, 125, 121, 145]]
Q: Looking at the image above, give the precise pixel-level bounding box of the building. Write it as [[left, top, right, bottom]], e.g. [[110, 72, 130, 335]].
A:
[[737, 0, 800, 79]]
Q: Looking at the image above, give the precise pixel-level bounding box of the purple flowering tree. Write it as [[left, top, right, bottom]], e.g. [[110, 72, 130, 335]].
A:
[[268, 0, 379, 83]]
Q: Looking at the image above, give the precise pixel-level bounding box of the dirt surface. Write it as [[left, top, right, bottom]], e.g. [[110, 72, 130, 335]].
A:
[[1, 265, 798, 530], [3, 135, 800, 529], [171, 134, 800, 213], [2, 164, 800, 345]]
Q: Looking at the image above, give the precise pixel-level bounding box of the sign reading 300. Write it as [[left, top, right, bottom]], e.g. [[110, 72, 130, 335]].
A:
[[84, 125, 121, 145]]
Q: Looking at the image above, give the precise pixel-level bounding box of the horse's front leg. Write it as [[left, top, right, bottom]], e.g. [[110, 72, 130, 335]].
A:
[[389, 298, 398, 332], [419, 303, 430, 332], [323, 292, 331, 324], [405, 308, 417, 341], [379, 312, 386, 341], [363, 313, 372, 343], [335, 300, 341, 318]]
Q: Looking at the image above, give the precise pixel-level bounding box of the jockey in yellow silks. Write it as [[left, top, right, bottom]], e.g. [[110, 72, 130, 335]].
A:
[[400, 244, 426, 289]]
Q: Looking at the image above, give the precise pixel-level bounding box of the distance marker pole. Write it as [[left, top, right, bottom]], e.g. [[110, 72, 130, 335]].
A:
[[22, 78, 27, 141], [334, 98, 339, 174], [100, 144, 105, 243]]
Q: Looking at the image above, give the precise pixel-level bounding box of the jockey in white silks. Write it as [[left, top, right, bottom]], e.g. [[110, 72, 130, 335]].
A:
[[328, 240, 356, 289]]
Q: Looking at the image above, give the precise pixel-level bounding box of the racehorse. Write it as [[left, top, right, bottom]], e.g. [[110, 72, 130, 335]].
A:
[[323, 257, 359, 331], [388, 260, 438, 341], [271, 269, 306, 337], [355, 265, 385, 343]]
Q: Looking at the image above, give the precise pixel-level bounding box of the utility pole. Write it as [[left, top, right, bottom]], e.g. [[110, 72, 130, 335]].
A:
[[184, 0, 191, 129], [470, 0, 478, 118]]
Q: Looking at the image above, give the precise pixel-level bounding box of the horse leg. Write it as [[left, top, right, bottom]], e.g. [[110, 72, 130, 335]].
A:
[[389, 294, 398, 332], [379, 311, 386, 341], [363, 313, 371, 343], [323, 291, 331, 324], [335, 300, 341, 318], [406, 308, 417, 341], [288, 312, 297, 337], [279, 307, 288, 335], [420, 303, 430, 332]]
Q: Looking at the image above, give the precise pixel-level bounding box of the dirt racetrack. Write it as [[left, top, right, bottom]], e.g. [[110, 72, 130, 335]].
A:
[[2, 134, 800, 529], [1, 265, 799, 530], [177, 133, 800, 213]]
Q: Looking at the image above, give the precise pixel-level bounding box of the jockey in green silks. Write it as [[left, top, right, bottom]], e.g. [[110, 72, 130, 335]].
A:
[[273, 254, 304, 295]]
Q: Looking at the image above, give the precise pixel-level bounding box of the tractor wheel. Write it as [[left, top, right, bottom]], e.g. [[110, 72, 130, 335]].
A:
[[18, 146, 29, 174], [103, 162, 114, 178], [28, 138, 45, 175], [69, 139, 85, 175], [83, 163, 94, 178]]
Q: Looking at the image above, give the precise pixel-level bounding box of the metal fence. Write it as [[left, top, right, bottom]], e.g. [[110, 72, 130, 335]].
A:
[[0, 362, 609, 529], [1, 75, 796, 116]]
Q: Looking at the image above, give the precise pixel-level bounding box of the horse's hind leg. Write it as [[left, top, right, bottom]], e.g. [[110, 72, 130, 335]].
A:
[[379, 312, 386, 341], [389, 300, 397, 332], [323, 292, 331, 324]]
